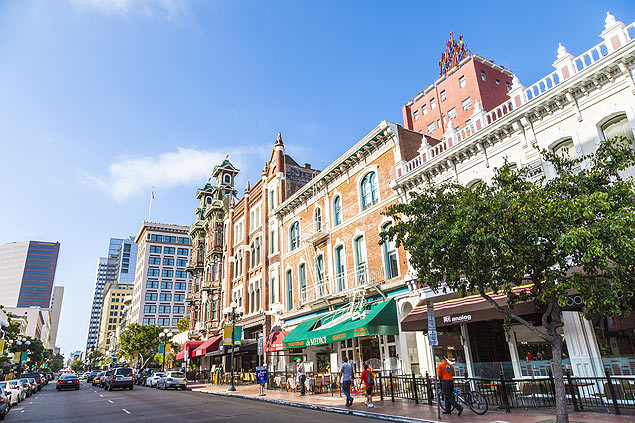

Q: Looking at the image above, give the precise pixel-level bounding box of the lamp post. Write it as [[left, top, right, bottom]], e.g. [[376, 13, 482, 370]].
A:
[[159, 330, 174, 372], [15, 337, 30, 378], [223, 301, 244, 392]]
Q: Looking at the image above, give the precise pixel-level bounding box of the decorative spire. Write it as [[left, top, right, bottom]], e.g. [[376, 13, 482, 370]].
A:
[[262, 163, 268, 176], [556, 42, 568, 59], [245, 180, 250, 193], [275, 131, 283, 146], [605, 11, 616, 28]]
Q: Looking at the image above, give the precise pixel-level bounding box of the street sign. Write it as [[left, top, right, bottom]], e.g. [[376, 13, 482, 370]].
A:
[[256, 366, 267, 385], [427, 304, 438, 346], [158, 344, 165, 354], [257, 336, 263, 356]]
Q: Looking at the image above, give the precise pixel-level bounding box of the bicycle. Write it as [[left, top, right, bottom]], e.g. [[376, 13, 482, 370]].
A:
[[437, 381, 488, 415]]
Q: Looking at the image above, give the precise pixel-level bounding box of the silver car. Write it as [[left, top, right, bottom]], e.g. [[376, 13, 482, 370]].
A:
[[156, 371, 187, 390], [145, 372, 164, 387]]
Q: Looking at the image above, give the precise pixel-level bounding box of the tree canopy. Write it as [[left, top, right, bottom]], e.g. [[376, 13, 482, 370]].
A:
[[71, 359, 84, 372], [381, 136, 635, 423], [117, 323, 162, 367]]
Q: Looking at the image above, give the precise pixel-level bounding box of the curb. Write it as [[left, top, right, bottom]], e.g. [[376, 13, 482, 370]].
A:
[[190, 388, 439, 423]]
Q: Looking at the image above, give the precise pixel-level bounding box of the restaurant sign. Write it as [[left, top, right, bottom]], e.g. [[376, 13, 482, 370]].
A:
[[288, 326, 371, 348], [442, 314, 472, 324]]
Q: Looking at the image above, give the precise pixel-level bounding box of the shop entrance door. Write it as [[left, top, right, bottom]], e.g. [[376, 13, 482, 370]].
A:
[[359, 337, 382, 370]]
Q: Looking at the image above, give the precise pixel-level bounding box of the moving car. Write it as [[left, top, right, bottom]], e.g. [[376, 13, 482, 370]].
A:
[[57, 374, 80, 391], [104, 367, 134, 391], [85, 371, 99, 382], [0, 382, 20, 406], [100, 370, 113, 388], [156, 371, 187, 390], [92, 372, 104, 386], [0, 389, 9, 421], [145, 371, 164, 388]]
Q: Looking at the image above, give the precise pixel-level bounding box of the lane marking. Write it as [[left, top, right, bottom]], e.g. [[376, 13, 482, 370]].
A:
[[122, 409, 130, 414], [99, 394, 104, 397], [108, 400, 114, 403], [21, 410, 25, 413]]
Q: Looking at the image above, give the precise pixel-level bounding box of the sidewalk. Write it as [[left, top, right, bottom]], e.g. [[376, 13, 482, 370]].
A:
[[187, 382, 634, 423]]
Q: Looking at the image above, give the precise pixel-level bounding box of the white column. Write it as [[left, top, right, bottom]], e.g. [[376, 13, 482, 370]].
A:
[[506, 329, 522, 378], [416, 331, 434, 376], [460, 324, 475, 378], [562, 311, 604, 377]]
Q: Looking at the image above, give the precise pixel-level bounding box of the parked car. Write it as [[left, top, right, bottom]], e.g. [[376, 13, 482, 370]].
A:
[[85, 371, 99, 382], [145, 372, 164, 388], [56, 375, 80, 391], [104, 367, 134, 391], [22, 373, 42, 391], [0, 389, 9, 421], [101, 370, 113, 388], [0, 382, 20, 406], [92, 372, 104, 387], [135, 369, 152, 385], [18, 379, 32, 397], [27, 378, 37, 393], [156, 371, 187, 390], [39, 373, 48, 385], [10, 381, 26, 402]]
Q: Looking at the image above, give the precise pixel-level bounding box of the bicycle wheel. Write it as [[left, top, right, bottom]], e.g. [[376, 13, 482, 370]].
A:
[[436, 389, 448, 412], [468, 391, 488, 415]]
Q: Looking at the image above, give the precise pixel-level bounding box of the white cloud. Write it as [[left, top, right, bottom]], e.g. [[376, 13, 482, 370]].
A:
[[85, 146, 257, 203], [69, 0, 189, 18]]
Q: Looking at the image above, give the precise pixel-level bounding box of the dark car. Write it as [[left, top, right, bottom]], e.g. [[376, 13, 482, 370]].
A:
[[21, 373, 42, 391], [135, 368, 152, 385], [85, 371, 99, 383], [104, 367, 133, 391], [0, 388, 9, 421], [56, 375, 79, 391]]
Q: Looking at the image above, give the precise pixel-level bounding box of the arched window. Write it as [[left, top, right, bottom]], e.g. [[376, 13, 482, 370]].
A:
[[289, 222, 300, 251], [314, 207, 322, 233], [601, 114, 634, 142], [333, 196, 342, 226], [360, 172, 378, 210], [223, 174, 231, 184], [354, 236, 366, 285], [299, 264, 307, 304], [382, 223, 399, 280], [334, 245, 345, 291], [552, 138, 578, 160]]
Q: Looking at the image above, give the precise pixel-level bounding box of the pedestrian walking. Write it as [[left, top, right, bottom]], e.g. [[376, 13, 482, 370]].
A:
[[360, 363, 374, 408], [340, 357, 354, 407], [437, 357, 463, 416], [296, 358, 306, 396]]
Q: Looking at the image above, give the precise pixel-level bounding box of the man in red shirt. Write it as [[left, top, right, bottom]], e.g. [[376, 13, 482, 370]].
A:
[[360, 364, 374, 408], [437, 357, 463, 416]]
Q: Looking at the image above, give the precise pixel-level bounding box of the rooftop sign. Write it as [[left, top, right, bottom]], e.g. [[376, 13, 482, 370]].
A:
[[439, 31, 468, 76]]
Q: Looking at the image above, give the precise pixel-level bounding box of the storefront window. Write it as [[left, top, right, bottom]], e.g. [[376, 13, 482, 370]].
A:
[[593, 312, 635, 376], [433, 325, 467, 377], [514, 322, 568, 377], [468, 321, 513, 378]]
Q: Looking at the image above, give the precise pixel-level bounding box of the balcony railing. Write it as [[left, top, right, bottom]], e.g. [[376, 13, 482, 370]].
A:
[[299, 265, 385, 306]]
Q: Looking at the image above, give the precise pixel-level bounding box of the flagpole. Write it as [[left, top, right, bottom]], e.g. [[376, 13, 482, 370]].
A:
[[148, 187, 154, 221]]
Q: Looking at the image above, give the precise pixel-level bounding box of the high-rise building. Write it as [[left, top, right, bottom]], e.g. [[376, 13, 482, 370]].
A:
[[130, 222, 192, 331], [48, 286, 64, 348], [0, 241, 60, 308], [96, 282, 134, 353], [85, 237, 137, 352]]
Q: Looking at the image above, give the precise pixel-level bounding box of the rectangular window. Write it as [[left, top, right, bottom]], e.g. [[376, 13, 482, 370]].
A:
[[430, 98, 436, 109], [249, 205, 262, 232], [459, 75, 466, 88], [176, 259, 187, 267], [495, 78, 500, 85], [142, 318, 155, 325], [160, 293, 172, 301], [462, 97, 472, 111], [158, 318, 170, 326], [150, 234, 162, 242], [270, 272, 279, 304], [506, 81, 511, 91], [175, 282, 186, 290], [177, 237, 190, 244], [448, 108, 457, 120], [163, 258, 174, 266], [299, 264, 306, 304], [145, 293, 157, 301], [481, 70, 487, 81], [162, 269, 174, 278], [286, 270, 293, 311], [413, 110, 419, 121], [335, 246, 345, 292], [427, 122, 436, 134], [421, 104, 427, 116], [160, 281, 173, 289], [150, 246, 162, 254], [147, 269, 159, 277], [159, 305, 171, 313], [174, 294, 185, 302], [172, 318, 180, 325], [177, 248, 189, 256], [440, 90, 446, 101], [175, 270, 188, 279], [354, 236, 367, 285], [146, 280, 158, 289], [144, 305, 156, 313], [164, 247, 175, 255], [164, 236, 176, 243], [174, 306, 185, 314]]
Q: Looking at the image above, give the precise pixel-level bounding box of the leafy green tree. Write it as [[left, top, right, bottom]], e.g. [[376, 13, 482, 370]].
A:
[[71, 359, 84, 372], [176, 315, 190, 333], [117, 323, 162, 368], [382, 137, 635, 423], [86, 349, 104, 369], [47, 353, 65, 372]]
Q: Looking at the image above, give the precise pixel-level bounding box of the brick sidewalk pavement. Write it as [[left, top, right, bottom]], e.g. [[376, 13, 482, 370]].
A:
[[188, 382, 634, 423]]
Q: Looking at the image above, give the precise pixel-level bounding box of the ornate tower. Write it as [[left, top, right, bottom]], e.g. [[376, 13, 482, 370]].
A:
[[186, 157, 239, 339]]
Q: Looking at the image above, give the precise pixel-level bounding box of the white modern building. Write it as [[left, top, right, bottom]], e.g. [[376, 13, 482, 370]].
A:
[[393, 12, 635, 379], [130, 222, 192, 331]]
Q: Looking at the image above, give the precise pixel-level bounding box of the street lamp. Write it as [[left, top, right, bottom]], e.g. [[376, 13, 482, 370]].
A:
[[223, 301, 244, 392], [159, 329, 174, 372], [14, 337, 30, 378]]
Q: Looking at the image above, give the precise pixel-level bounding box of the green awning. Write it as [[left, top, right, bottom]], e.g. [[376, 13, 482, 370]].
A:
[[283, 298, 398, 349]]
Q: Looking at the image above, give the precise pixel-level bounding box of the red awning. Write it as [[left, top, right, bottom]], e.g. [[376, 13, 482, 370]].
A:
[[176, 340, 204, 360], [192, 335, 222, 357], [264, 331, 290, 353]]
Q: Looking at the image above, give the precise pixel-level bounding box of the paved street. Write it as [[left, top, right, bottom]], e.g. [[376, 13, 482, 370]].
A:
[[4, 381, 385, 423]]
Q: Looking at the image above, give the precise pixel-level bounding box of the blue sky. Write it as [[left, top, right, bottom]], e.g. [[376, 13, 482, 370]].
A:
[[0, 0, 633, 358]]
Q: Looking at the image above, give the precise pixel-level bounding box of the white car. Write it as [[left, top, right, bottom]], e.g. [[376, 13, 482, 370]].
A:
[[145, 372, 164, 387], [156, 371, 187, 390], [10, 381, 26, 402], [0, 381, 21, 406]]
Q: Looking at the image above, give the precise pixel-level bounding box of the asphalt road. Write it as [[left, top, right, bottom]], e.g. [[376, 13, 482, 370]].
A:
[[4, 380, 384, 423]]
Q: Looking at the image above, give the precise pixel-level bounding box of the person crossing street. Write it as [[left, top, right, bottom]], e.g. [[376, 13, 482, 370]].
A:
[[437, 357, 463, 416]]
